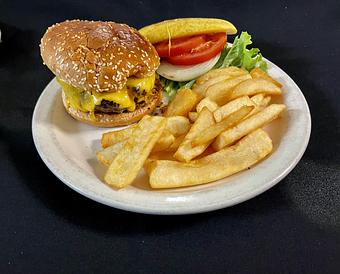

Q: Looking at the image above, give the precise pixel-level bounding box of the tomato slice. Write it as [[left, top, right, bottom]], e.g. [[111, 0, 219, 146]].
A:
[[154, 35, 206, 57], [167, 33, 227, 66]]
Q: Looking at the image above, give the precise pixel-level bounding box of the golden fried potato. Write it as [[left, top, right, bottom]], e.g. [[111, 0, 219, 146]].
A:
[[250, 67, 283, 88], [101, 125, 137, 148], [147, 129, 273, 188], [192, 66, 248, 97], [166, 134, 186, 152], [192, 75, 229, 98], [245, 94, 272, 119], [229, 78, 282, 100], [188, 112, 198, 122], [213, 96, 255, 122], [96, 141, 126, 166], [213, 104, 286, 150], [104, 116, 166, 188], [205, 74, 252, 105], [250, 94, 265, 105], [165, 116, 191, 136], [195, 67, 248, 85], [196, 97, 219, 113], [97, 59, 286, 190], [164, 88, 199, 117], [102, 116, 190, 148], [152, 130, 175, 153], [191, 105, 254, 146], [99, 128, 177, 166], [174, 107, 215, 162]]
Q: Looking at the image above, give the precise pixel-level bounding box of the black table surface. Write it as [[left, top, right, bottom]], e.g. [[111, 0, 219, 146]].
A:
[[1, 0, 339, 273]]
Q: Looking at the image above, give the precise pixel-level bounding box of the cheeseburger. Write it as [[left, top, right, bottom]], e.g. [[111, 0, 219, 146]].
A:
[[40, 20, 162, 127]]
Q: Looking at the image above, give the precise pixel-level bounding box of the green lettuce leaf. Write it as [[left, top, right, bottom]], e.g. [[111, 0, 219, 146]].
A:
[[214, 31, 267, 71]]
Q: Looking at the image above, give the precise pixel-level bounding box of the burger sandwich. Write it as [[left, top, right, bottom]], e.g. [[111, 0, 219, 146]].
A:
[[40, 20, 162, 127]]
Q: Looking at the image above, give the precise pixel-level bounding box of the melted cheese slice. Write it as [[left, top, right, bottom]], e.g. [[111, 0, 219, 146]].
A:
[[57, 74, 155, 119]]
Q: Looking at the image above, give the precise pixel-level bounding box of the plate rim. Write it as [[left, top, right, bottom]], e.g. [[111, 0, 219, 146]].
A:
[[32, 59, 311, 215]]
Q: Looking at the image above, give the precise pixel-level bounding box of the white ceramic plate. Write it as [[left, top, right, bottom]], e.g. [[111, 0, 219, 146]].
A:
[[32, 59, 311, 215]]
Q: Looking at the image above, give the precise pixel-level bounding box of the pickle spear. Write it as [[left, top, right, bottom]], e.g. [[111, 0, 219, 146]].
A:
[[139, 18, 237, 44]]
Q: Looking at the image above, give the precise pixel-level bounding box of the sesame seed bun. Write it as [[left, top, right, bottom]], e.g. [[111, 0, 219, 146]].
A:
[[62, 86, 162, 127], [40, 20, 160, 93]]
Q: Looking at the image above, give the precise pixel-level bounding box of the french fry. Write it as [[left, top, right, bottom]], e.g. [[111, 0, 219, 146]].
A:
[[147, 129, 273, 188], [250, 67, 283, 88], [196, 97, 219, 113], [191, 105, 254, 146], [194, 67, 248, 86], [192, 75, 229, 98], [147, 151, 177, 161], [164, 88, 198, 117], [244, 94, 272, 119], [258, 96, 271, 107], [104, 116, 166, 188], [213, 104, 286, 150], [165, 116, 191, 136], [250, 94, 265, 105], [166, 134, 186, 151], [101, 125, 137, 148], [192, 67, 248, 97], [213, 96, 255, 122], [188, 112, 198, 122], [96, 141, 126, 167], [205, 74, 252, 105], [151, 130, 175, 153], [97, 60, 286, 190], [174, 107, 215, 162], [144, 154, 174, 176], [101, 116, 190, 148], [144, 158, 156, 176], [229, 78, 282, 100], [98, 131, 176, 166]]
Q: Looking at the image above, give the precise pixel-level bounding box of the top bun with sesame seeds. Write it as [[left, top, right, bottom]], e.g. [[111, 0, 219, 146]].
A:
[[40, 19, 160, 93], [40, 20, 162, 127]]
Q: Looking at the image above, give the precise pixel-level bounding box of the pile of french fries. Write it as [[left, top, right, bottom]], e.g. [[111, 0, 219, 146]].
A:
[[97, 67, 286, 189]]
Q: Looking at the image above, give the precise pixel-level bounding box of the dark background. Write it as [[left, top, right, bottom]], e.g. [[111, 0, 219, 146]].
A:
[[1, 0, 339, 273]]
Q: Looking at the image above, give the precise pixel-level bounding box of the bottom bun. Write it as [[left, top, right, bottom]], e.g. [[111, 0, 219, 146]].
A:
[[61, 90, 162, 127]]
